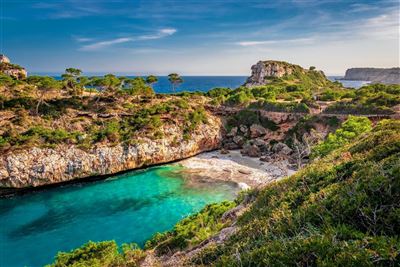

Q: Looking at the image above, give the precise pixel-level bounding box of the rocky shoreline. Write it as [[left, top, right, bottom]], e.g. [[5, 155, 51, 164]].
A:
[[0, 117, 224, 191]]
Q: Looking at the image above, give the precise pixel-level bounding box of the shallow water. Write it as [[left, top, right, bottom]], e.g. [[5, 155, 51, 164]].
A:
[[0, 166, 238, 267]]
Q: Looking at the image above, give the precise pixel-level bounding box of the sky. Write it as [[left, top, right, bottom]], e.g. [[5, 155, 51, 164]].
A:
[[1, 0, 399, 75]]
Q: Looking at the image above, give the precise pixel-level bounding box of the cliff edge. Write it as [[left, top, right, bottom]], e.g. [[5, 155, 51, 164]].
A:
[[343, 67, 400, 84]]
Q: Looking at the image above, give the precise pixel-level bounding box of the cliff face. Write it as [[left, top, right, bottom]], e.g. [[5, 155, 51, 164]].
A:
[[343, 68, 400, 84], [0, 117, 223, 189], [244, 60, 330, 88], [0, 54, 27, 79], [245, 60, 296, 87]]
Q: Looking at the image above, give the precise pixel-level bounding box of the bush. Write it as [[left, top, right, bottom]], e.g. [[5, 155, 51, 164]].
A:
[[249, 100, 310, 113], [46, 240, 145, 267], [146, 201, 236, 254], [311, 116, 372, 158]]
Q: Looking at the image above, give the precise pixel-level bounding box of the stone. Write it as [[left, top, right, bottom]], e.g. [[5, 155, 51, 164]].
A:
[[241, 144, 261, 157], [226, 127, 238, 137], [220, 148, 229, 154], [223, 142, 239, 150], [245, 60, 295, 87], [0, 54, 10, 63], [0, 117, 224, 189], [232, 135, 245, 146], [260, 155, 272, 162], [250, 124, 267, 138], [272, 142, 292, 155], [239, 125, 248, 135]]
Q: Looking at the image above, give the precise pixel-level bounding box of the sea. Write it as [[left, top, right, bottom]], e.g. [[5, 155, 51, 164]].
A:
[[30, 74, 370, 93]]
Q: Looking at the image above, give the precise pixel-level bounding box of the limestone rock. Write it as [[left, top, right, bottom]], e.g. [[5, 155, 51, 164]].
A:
[[233, 135, 245, 146], [272, 142, 292, 155], [0, 119, 224, 189], [241, 144, 261, 157], [239, 125, 248, 135], [245, 60, 295, 87], [343, 67, 400, 85], [226, 127, 238, 137], [250, 124, 267, 138]]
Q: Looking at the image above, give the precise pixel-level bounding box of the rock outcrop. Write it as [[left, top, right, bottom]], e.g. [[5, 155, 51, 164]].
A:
[[0, 118, 223, 189], [343, 67, 400, 85], [245, 60, 295, 87], [0, 54, 27, 79], [244, 60, 331, 88]]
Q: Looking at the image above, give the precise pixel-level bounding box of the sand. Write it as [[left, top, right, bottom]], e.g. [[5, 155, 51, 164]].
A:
[[175, 150, 296, 189]]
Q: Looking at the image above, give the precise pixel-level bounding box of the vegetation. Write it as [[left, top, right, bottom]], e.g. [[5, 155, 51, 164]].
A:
[[190, 119, 400, 266], [0, 71, 212, 153], [227, 109, 278, 131], [145, 201, 236, 254], [168, 73, 183, 93], [312, 116, 372, 158], [46, 241, 145, 267], [325, 84, 400, 114]]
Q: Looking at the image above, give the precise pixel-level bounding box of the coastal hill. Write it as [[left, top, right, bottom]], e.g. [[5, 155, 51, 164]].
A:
[[244, 60, 335, 89], [343, 67, 400, 84]]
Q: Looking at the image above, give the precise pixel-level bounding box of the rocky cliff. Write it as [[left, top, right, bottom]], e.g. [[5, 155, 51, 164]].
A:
[[244, 60, 330, 88], [343, 67, 400, 84], [0, 54, 27, 79], [0, 117, 223, 189]]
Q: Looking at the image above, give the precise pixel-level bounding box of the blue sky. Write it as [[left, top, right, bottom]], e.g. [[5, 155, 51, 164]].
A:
[[2, 0, 399, 75]]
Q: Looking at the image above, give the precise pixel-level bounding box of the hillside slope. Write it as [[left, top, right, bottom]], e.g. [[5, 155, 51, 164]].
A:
[[185, 119, 400, 266]]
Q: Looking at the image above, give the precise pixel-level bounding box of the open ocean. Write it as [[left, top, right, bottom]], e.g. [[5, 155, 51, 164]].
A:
[[32, 74, 369, 93]]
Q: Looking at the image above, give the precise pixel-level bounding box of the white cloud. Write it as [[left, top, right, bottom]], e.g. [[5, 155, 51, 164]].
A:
[[78, 28, 177, 51], [80, 38, 133, 51], [236, 38, 314, 46], [138, 28, 177, 40]]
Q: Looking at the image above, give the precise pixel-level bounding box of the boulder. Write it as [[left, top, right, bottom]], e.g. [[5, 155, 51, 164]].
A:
[[250, 124, 267, 138], [272, 142, 292, 155], [241, 144, 261, 157], [223, 142, 239, 150], [220, 148, 229, 154], [233, 136, 245, 146], [226, 127, 238, 137], [239, 125, 248, 135]]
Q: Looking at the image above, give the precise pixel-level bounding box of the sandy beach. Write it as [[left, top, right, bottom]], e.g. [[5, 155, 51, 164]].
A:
[[175, 150, 296, 189]]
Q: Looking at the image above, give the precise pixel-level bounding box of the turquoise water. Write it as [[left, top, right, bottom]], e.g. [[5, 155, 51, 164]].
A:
[[0, 166, 238, 267]]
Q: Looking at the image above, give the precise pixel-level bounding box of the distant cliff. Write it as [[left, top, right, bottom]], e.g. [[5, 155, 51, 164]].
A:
[[343, 68, 400, 84]]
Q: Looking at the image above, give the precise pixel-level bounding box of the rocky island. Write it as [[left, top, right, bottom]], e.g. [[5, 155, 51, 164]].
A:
[[343, 67, 400, 84]]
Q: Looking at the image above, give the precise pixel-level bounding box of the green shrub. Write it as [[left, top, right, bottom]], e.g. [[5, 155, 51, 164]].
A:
[[312, 116, 372, 158], [46, 240, 145, 267], [146, 201, 236, 254]]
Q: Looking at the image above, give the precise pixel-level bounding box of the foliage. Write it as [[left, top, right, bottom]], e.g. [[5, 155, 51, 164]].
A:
[[249, 99, 310, 113], [312, 116, 372, 158], [225, 90, 252, 106], [168, 73, 183, 92], [227, 109, 278, 131], [192, 119, 400, 266], [145, 201, 236, 254], [46, 240, 145, 267], [126, 77, 154, 97], [325, 84, 400, 114], [145, 75, 158, 86]]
